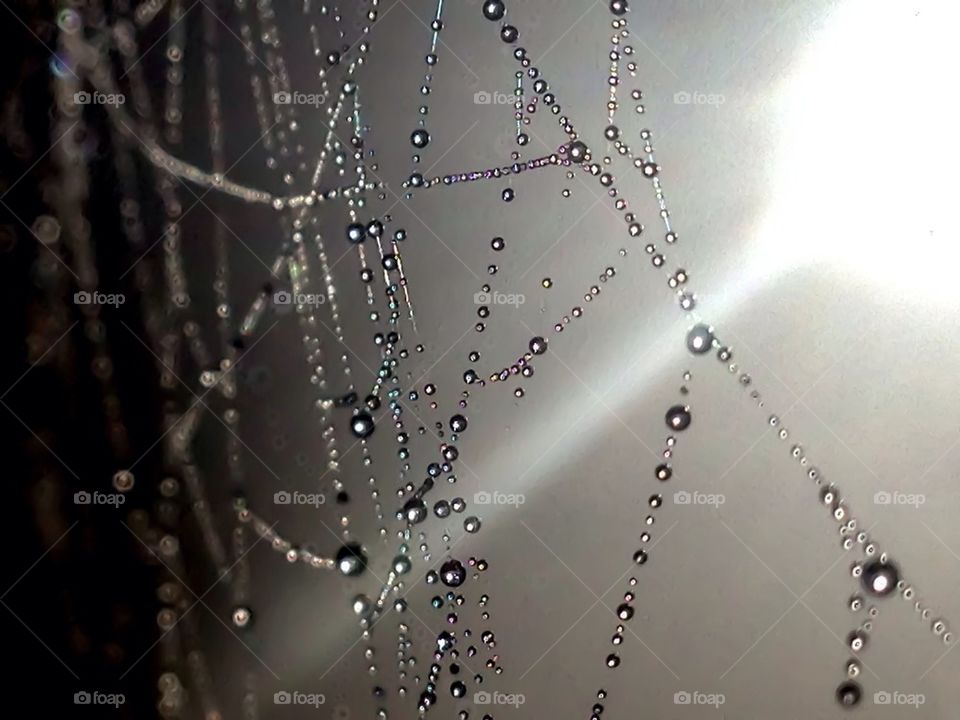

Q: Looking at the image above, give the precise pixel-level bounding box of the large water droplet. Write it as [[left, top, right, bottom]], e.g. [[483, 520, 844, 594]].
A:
[[336, 543, 367, 576], [350, 412, 375, 439], [686, 324, 714, 354], [836, 682, 861, 707], [665, 405, 691, 431], [482, 0, 505, 21], [861, 559, 898, 597], [440, 559, 466, 587]]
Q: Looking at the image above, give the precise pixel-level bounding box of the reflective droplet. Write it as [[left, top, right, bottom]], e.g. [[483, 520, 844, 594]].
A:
[[352, 594, 373, 616], [686, 324, 714, 354], [393, 555, 412, 575], [336, 543, 367, 576], [567, 140, 589, 163], [346, 222, 366, 244], [350, 412, 375, 439], [482, 0, 505, 21], [440, 559, 466, 587], [404, 498, 428, 524], [665, 405, 691, 431], [529, 336, 548, 355], [836, 682, 861, 707], [112, 469, 135, 492], [437, 630, 456, 652], [232, 606, 252, 628], [861, 559, 898, 597], [410, 129, 430, 148]]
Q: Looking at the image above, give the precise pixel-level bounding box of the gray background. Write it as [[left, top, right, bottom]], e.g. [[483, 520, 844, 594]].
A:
[[190, 0, 960, 718]]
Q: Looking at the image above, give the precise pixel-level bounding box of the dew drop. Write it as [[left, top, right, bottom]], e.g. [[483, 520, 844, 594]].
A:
[[686, 324, 714, 354], [440, 559, 466, 587], [336, 543, 367, 576], [664, 405, 691, 431]]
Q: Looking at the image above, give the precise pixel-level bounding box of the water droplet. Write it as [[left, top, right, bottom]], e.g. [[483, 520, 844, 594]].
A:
[[861, 559, 898, 597], [404, 498, 428, 524], [482, 0, 505, 21], [440, 559, 466, 587], [686, 324, 714, 354], [567, 140, 589, 163], [410, 129, 430, 148], [112, 469, 135, 492], [352, 594, 373, 616], [665, 405, 691, 431], [336, 543, 367, 576], [232, 606, 252, 628], [350, 412, 375, 439], [836, 682, 861, 707]]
